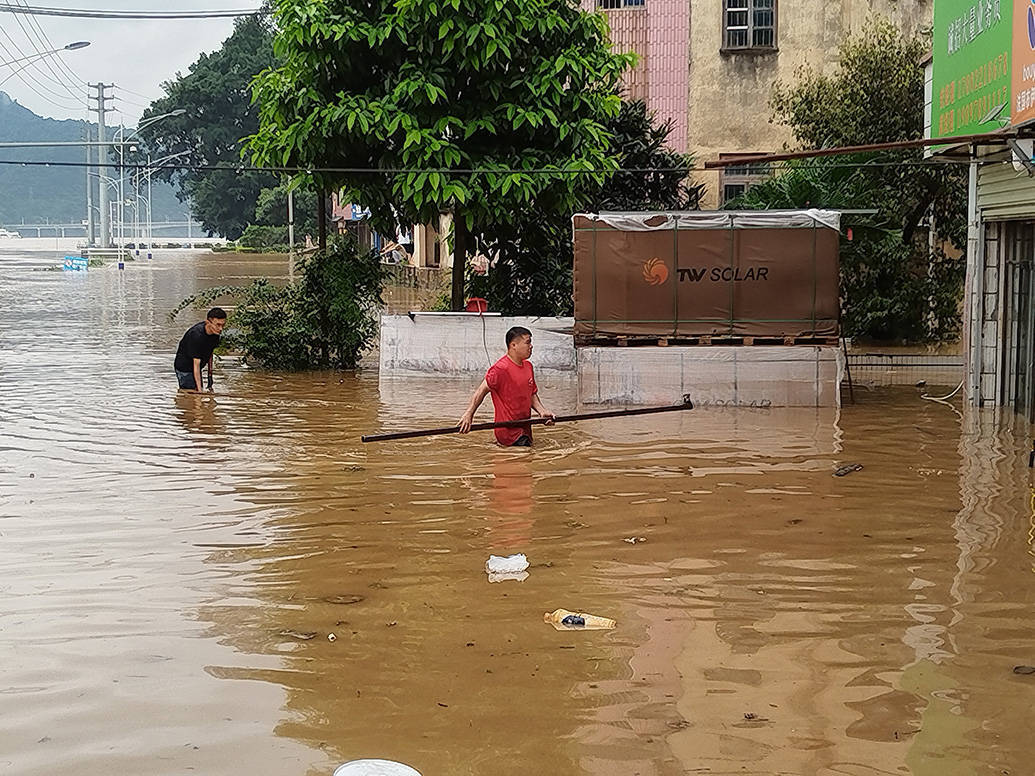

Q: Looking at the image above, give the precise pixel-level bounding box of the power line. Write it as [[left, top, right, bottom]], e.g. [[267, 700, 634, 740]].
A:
[[0, 157, 998, 174], [117, 84, 155, 100], [0, 3, 264, 19], [8, 0, 87, 102], [13, 0, 88, 91], [0, 27, 87, 110], [112, 90, 153, 110]]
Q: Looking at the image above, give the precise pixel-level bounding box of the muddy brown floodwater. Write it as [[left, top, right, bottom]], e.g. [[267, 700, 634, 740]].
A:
[[2, 248, 1035, 776]]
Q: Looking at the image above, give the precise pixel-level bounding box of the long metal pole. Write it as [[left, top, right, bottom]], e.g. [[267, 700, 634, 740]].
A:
[[362, 399, 695, 443], [287, 187, 295, 255], [117, 124, 125, 263], [133, 169, 140, 256], [707, 130, 1017, 169], [84, 122, 94, 246], [146, 156, 153, 259], [965, 150, 983, 406], [95, 83, 110, 248]]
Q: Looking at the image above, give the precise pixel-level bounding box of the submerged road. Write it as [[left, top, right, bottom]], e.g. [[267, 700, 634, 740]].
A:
[[1, 247, 1033, 775]]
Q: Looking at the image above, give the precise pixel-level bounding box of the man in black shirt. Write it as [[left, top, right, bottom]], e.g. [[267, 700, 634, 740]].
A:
[[174, 307, 227, 392]]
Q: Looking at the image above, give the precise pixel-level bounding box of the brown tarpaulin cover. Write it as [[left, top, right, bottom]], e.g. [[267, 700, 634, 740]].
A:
[[573, 211, 841, 339]]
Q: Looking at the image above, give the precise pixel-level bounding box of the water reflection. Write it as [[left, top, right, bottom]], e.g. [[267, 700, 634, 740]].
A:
[[3, 247, 1035, 776], [174, 391, 226, 436]]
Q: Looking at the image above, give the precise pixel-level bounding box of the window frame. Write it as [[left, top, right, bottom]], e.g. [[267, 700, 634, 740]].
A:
[[718, 153, 772, 206], [721, 0, 778, 53], [597, 0, 646, 9]]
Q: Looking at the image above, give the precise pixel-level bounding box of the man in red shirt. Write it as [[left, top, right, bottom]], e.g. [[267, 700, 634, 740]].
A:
[[459, 326, 555, 446]]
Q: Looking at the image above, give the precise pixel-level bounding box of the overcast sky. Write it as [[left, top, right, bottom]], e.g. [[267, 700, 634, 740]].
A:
[[0, 0, 261, 123]]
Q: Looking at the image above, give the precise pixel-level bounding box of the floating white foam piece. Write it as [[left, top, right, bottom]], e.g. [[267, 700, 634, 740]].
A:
[[485, 554, 529, 575], [334, 760, 422, 776]]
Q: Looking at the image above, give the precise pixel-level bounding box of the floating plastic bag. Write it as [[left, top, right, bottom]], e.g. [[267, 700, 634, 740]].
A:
[[485, 553, 529, 582]]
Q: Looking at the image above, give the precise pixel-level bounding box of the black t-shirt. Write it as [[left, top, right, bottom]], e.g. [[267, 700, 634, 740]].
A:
[[174, 321, 221, 372]]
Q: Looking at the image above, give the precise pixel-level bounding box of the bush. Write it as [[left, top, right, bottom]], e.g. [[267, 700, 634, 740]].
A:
[[238, 224, 289, 251], [171, 235, 385, 369]]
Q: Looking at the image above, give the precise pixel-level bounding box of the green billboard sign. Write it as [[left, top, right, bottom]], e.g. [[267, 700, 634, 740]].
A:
[[932, 0, 1012, 137]]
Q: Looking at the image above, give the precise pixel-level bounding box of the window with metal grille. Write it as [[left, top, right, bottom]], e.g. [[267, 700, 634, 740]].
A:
[[722, 183, 748, 205], [723, 0, 776, 50], [598, 0, 645, 8], [719, 153, 771, 205]]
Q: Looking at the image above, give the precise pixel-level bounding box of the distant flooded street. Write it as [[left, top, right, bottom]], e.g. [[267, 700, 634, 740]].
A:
[[2, 248, 1035, 775]]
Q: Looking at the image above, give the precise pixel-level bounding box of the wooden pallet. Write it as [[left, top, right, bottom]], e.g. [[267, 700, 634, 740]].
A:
[[574, 334, 840, 348]]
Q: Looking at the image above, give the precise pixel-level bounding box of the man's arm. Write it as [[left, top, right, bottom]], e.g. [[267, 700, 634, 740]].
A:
[[531, 392, 555, 424], [207, 355, 214, 390], [192, 358, 204, 393], [458, 379, 491, 433]]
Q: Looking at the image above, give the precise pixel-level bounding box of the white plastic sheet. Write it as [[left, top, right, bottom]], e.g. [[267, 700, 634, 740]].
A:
[[574, 209, 842, 233]]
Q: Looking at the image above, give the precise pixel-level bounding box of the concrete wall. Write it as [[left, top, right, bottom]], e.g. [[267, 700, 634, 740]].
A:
[[379, 314, 577, 375], [578, 345, 843, 406], [380, 315, 843, 407]]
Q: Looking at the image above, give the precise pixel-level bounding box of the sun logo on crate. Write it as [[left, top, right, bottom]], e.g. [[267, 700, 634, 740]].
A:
[[1029, 0, 1035, 49], [642, 257, 668, 285]]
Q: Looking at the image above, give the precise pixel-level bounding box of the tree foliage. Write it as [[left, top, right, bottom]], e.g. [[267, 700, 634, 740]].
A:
[[247, 0, 634, 238], [171, 236, 385, 369], [254, 183, 318, 237], [732, 158, 964, 341], [472, 100, 702, 315], [770, 16, 967, 247], [139, 14, 278, 239], [738, 17, 967, 341]]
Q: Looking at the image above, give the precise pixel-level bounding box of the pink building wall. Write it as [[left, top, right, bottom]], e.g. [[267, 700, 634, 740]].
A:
[[582, 0, 690, 152]]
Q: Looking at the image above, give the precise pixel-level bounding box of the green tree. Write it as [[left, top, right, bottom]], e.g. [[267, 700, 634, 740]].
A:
[[769, 17, 966, 248], [254, 183, 318, 237], [139, 14, 278, 239], [472, 100, 702, 315], [737, 17, 967, 341], [171, 236, 384, 369], [247, 0, 634, 308]]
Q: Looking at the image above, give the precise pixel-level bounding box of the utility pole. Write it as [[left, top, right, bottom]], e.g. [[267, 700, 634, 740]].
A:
[[84, 121, 95, 245], [88, 83, 113, 248], [287, 186, 295, 276]]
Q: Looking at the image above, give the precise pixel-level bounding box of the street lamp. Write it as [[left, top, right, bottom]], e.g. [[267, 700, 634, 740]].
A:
[[0, 41, 90, 88], [142, 149, 189, 258], [111, 109, 186, 260]]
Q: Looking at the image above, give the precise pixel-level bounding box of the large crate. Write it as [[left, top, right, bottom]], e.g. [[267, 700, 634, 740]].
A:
[[573, 210, 841, 340]]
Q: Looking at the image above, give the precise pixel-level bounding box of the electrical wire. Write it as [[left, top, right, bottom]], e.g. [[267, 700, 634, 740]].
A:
[[923, 380, 968, 403], [7, 0, 87, 103], [117, 83, 155, 99], [0, 14, 84, 107], [0, 31, 88, 111], [13, 0, 89, 92], [112, 91, 153, 110], [0, 4, 265, 19], [0, 157, 1010, 174]]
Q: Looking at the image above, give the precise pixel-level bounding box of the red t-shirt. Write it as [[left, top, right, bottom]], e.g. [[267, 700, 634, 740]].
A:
[[485, 355, 538, 446]]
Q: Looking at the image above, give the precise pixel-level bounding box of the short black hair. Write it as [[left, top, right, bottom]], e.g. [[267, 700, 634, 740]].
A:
[[207, 307, 227, 320], [506, 326, 531, 346]]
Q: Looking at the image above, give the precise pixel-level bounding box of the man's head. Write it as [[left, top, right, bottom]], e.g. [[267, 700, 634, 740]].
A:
[[205, 307, 227, 335], [506, 326, 532, 362]]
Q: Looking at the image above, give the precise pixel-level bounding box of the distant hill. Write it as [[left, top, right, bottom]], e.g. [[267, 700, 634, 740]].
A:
[[0, 92, 182, 231]]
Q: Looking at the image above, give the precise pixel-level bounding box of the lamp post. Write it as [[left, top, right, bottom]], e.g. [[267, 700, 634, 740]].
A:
[[0, 41, 89, 88], [111, 109, 185, 261], [143, 149, 189, 259]]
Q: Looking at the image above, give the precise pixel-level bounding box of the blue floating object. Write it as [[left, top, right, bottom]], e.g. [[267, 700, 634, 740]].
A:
[[62, 256, 88, 272]]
